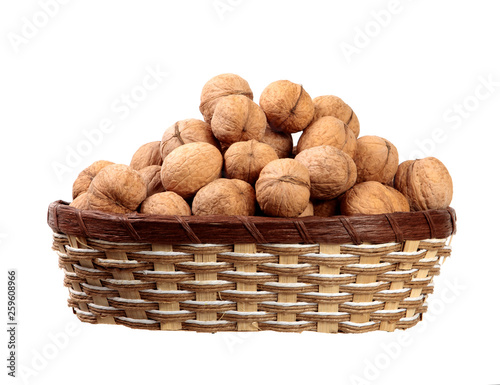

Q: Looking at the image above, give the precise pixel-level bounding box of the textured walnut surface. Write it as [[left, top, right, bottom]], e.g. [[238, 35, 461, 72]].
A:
[[140, 191, 191, 215], [72, 160, 114, 199], [354, 135, 399, 184], [312, 95, 360, 138], [130, 141, 162, 170]]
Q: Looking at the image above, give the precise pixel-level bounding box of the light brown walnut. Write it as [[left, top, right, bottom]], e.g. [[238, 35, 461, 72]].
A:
[[130, 141, 162, 170], [354, 136, 399, 184], [138, 165, 164, 197], [140, 192, 191, 216], [260, 124, 293, 158], [72, 160, 114, 199], [312, 95, 360, 137], [69, 192, 90, 210]]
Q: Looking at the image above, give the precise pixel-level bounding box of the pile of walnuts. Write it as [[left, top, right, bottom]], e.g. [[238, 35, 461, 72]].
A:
[[70, 73, 453, 218]]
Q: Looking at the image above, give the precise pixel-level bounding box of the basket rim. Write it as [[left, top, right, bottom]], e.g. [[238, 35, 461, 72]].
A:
[[47, 200, 456, 245]]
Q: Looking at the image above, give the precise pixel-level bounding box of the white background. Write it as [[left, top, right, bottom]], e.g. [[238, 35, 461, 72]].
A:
[[1, 1, 499, 384]]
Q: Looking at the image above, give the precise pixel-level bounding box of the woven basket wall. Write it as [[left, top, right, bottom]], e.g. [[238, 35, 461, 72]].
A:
[[47, 200, 456, 333]]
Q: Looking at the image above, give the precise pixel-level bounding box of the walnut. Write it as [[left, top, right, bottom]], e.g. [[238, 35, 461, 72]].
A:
[[340, 181, 410, 215], [260, 124, 293, 159], [312, 95, 360, 137], [211, 95, 266, 145], [130, 141, 162, 170], [255, 158, 311, 217], [161, 142, 223, 199], [140, 192, 191, 216], [296, 116, 357, 158], [199, 73, 253, 124], [394, 157, 453, 211], [160, 119, 219, 159], [299, 201, 314, 217], [192, 178, 255, 216], [69, 192, 90, 210], [354, 136, 399, 184], [295, 145, 357, 200], [87, 164, 147, 214], [138, 165, 164, 197], [224, 140, 278, 185], [385, 186, 410, 212], [259, 80, 315, 134], [72, 160, 114, 199], [313, 198, 340, 217]]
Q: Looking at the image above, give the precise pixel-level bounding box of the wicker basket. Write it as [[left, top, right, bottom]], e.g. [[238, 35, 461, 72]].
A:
[[47, 200, 456, 333]]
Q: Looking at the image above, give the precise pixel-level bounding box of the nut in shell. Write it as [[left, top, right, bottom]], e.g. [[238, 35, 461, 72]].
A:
[[138, 165, 164, 197], [354, 136, 399, 184], [255, 158, 311, 217], [295, 145, 357, 200], [260, 124, 293, 158], [259, 80, 315, 134], [211, 95, 266, 145], [199, 73, 253, 124], [394, 157, 453, 211], [140, 191, 191, 216], [192, 178, 255, 216], [224, 139, 278, 185], [72, 160, 114, 199], [87, 164, 147, 214], [161, 142, 223, 199], [130, 141, 162, 170], [313, 198, 340, 217], [69, 192, 90, 210], [313, 95, 360, 138]]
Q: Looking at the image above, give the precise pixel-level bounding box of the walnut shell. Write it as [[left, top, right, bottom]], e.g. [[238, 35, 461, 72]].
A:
[[312, 95, 360, 138], [354, 136, 399, 184], [224, 140, 278, 185], [87, 164, 147, 214], [140, 192, 191, 216], [260, 124, 293, 158], [385, 186, 410, 212], [313, 198, 340, 217], [295, 145, 357, 200], [199, 73, 253, 124], [299, 201, 314, 217], [69, 192, 90, 210], [130, 141, 162, 170], [211, 95, 266, 145], [160, 119, 219, 159], [259, 80, 315, 134], [296, 116, 357, 158], [192, 178, 255, 216], [161, 142, 223, 199], [138, 165, 164, 197], [394, 157, 453, 211], [255, 158, 311, 217], [340, 181, 409, 215], [72, 160, 114, 199]]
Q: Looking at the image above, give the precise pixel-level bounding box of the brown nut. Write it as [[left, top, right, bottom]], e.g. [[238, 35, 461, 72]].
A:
[[394, 157, 453, 211], [224, 140, 278, 185], [130, 141, 162, 170], [199, 73, 253, 124], [138, 165, 164, 197], [354, 136, 399, 184], [69, 192, 90, 210], [72, 160, 114, 199], [160, 119, 219, 159], [260, 124, 293, 159], [255, 158, 310, 217], [140, 192, 191, 216], [312, 95, 360, 138], [192, 178, 255, 216], [259, 80, 315, 134], [87, 164, 147, 214], [385, 186, 410, 212], [340, 181, 409, 215], [295, 145, 357, 200], [161, 142, 223, 199], [296, 116, 357, 158], [299, 201, 314, 217], [211, 95, 266, 145], [313, 198, 340, 217]]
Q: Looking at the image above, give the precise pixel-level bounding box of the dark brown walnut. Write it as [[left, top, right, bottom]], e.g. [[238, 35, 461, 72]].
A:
[[138, 165, 164, 197], [259, 80, 315, 134], [192, 178, 255, 216], [130, 141, 162, 170], [312, 95, 360, 138], [211, 95, 266, 145], [140, 192, 191, 216], [199, 73, 253, 124], [340, 181, 410, 215], [296, 116, 357, 158], [161, 142, 223, 199], [224, 140, 278, 185], [87, 164, 147, 214], [295, 145, 357, 200], [160, 119, 219, 159], [354, 136, 399, 184], [313, 198, 340, 217], [72, 160, 114, 199], [299, 201, 314, 217], [260, 124, 293, 159], [394, 157, 453, 211], [69, 192, 90, 210], [255, 158, 311, 217]]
